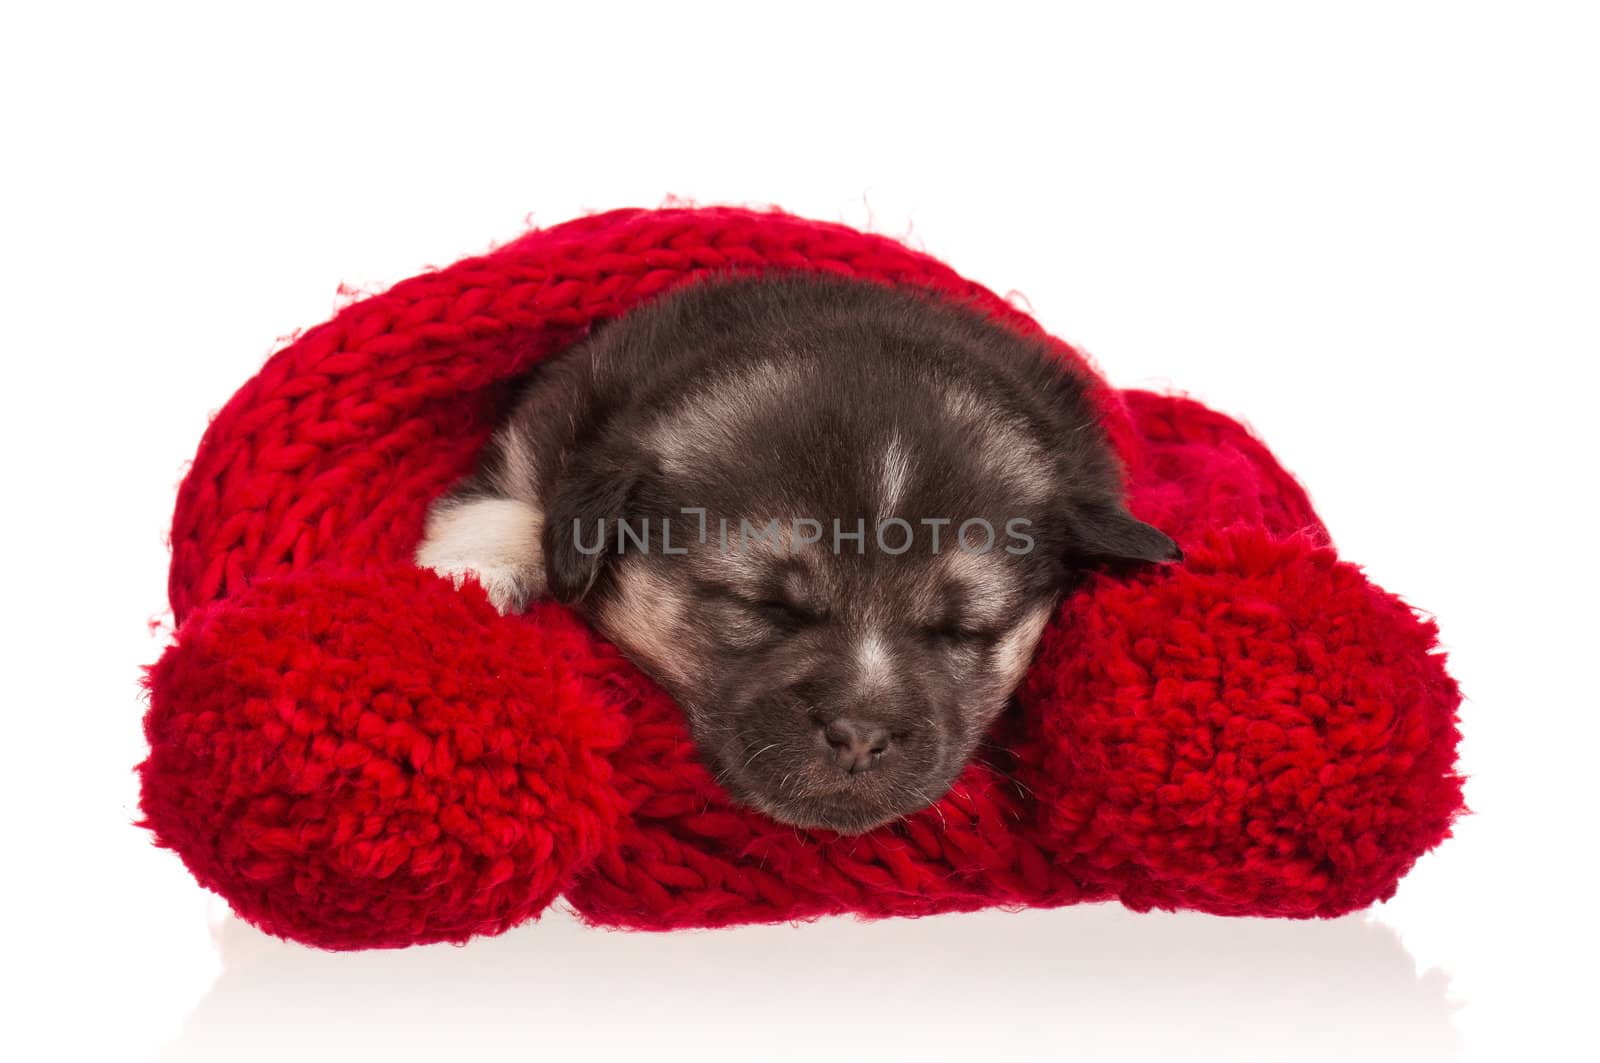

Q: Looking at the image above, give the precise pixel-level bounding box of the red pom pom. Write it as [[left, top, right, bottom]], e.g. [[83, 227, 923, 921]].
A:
[[1019, 529, 1464, 917], [139, 564, 629, 948]]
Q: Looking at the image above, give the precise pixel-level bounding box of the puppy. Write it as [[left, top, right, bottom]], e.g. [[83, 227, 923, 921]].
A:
[[416, 274, 1179, 833]]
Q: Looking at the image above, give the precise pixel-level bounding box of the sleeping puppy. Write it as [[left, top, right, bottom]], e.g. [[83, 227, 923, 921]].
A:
[[416, 274, 1179, 834]]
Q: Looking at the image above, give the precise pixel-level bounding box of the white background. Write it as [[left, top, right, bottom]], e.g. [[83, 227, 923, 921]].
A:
[[3, 2, 1596, 1060]]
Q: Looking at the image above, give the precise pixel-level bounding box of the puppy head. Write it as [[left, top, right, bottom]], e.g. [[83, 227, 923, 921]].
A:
[[538, 359, 1178, 834]]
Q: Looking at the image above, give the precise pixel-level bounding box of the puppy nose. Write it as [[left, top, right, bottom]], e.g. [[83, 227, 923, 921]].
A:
[[821, 718, 892, 774]]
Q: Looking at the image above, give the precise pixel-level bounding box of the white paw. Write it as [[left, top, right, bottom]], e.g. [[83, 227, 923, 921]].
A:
[[414, 496, 546, 615], [424, 560, 533, 615]]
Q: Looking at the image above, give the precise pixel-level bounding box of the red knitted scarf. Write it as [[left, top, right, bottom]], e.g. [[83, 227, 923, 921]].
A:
[[139, 206, 1463, 949]]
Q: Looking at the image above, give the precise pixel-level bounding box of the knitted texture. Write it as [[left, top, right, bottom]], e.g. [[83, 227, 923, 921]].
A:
[[137, 205, 1464, 948]]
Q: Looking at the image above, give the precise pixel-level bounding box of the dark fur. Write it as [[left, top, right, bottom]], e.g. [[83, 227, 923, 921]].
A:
[[423, 273, 1179, 833]]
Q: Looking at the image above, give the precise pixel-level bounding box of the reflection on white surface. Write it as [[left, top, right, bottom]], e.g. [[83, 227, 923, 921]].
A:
[[160, 903, 1457, 1062]]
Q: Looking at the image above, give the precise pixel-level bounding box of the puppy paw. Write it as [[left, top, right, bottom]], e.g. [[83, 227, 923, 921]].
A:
[[422, 560, 537, 615], [414, 496, 546, 615]]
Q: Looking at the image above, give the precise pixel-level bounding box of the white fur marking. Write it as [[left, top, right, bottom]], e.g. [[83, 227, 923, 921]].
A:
[[941, 549, 1010, 625], [649, 363, 809, 475], [940, 385, 1053, 503], [879, 433, 912, 515], [857, 634, 892, 688], [415, 497, 545, 613], [494, 422, 540, 499], [992, 604, 1053, 689], [596, 567, 692, 687]]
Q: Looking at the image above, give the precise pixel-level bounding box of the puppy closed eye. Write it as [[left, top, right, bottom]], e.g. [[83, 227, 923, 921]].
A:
[[921, 621, 999, 648], [753, 597, 822, 629], [696, 580, 823, 630]]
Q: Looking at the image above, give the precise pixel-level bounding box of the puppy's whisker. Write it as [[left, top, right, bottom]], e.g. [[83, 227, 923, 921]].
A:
[[741, 742, 779, 771], [910, 786, 948, 829]]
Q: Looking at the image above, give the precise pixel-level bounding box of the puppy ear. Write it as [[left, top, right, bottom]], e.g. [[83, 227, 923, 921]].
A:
[[1066, 497, 1183, 565], [541, 453, 638, 604]]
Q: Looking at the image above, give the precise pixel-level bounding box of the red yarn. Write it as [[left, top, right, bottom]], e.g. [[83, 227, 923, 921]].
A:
[[137, 206, 1463, 948]]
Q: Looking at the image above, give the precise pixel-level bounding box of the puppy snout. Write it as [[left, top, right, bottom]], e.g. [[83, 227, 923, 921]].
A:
[[820, 718, 892, 774]]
